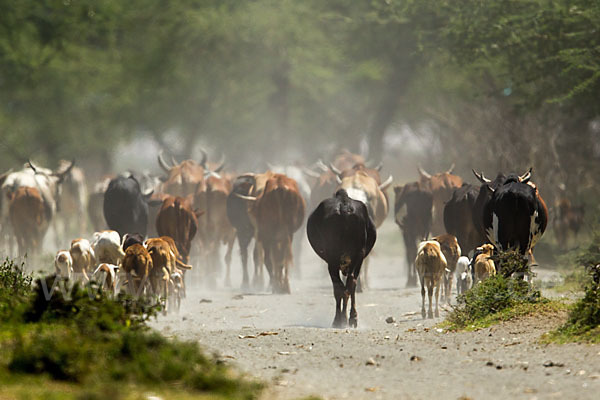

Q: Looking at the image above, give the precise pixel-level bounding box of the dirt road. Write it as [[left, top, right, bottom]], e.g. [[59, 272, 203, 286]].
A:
[[153, 229, 600, 400]]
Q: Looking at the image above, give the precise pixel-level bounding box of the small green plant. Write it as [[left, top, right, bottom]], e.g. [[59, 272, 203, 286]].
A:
[[549, 264, 600, 342], [444, 250, 546, 330], [0, 258, 32, 322], [0, 258, 32, 296]]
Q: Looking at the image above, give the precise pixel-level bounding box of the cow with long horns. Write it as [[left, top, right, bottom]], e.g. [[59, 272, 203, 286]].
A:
[[417, 165, 463, 236], [474, 168, 548, 261], [157, 149, 225, 197]]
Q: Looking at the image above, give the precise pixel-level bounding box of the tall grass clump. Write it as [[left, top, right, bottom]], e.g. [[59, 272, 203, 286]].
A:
[[550, 235, 600, 342], [445, 250, 546, 330]]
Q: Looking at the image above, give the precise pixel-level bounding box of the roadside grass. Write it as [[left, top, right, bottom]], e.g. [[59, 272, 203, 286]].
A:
[[543, 231, 600, 343], [544, 269, 600, 344], [441, 250, 569, 331], [0, 258, 263, 400]]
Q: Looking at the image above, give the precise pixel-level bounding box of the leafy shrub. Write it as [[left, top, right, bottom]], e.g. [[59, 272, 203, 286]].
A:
[[24, 275, 158, 333], [0, 263, 262, 399], [446, 250, 542, 328], [0, 258, 32, 322], [447, 274, 542, 328], [0, 258, 31, 295]]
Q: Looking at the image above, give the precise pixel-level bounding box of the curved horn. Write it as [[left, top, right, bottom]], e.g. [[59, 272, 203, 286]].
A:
[[472, 169, 491, 184], [519, 167, 532, 183], [335, 175, 342, 185], [374, 161, 383, 172], [316, 159, 329, 172], [170, 155, 178, 166], [199, 148, 208, 168], [213, 154, 226, 173], [234, 193, 257, 201], [303, 167, 321, 179], [417, 165, 432, 179], [158, 151, 172, 172], [329, 162, 342, 176], [379, 175, 393, 191], [27, 160, 38, 174], [446, 163, 455, 174], [56, 160, 75, 182]]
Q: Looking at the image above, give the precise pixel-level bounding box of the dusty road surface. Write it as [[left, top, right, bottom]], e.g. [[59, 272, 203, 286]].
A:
[[153, 228, 600, 400]]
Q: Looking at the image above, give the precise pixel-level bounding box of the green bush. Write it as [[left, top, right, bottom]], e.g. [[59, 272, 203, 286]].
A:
[[24, 275, 158, 333], [0, 258, 32, 322], [447, 274, 542, 328], [446, 251, 543, 329], [553, 264, 600, 341], [0, 260, 262, 399]]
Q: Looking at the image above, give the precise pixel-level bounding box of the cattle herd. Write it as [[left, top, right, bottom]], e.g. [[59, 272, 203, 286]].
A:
[[0, 149, 584, 326]]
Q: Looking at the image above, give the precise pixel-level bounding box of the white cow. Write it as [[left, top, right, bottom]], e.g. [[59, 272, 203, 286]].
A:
[[92, 230, 125, 265], [1, 160, 74, 255]]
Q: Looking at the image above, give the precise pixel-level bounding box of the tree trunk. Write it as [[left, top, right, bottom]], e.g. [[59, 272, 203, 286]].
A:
[[367, 64, 413, 161]]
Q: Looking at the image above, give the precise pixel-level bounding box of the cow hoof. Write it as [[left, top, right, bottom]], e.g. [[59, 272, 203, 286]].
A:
[[349, 317, 357, 328], [427, 311, 433, 319], [421, 310, 426, 319], [332, 317, 347, 329], [435, 310, 439, 318]]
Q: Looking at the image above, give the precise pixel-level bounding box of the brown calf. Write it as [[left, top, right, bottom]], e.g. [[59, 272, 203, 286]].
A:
[[434, 234, 461, 304], [9, 186, 50, 256], [121, 243, 153, 297], [415, 240, 447, 319], [474, 244, 496, 283]]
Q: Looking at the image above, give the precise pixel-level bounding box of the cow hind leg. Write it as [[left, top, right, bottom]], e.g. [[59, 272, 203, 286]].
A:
[[239, 236, 251, 290], [329, 264, 347, 328], [434, 281, 440, 318], [420, 276, 426, 319], [427, 280, 434, 319], [224, 237, 234, 287], [252, 241, 264, 290]]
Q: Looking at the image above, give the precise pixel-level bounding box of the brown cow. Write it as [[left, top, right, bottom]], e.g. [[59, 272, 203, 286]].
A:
[[238, 173, 305, 293], [418, 165, 463, 236], [195, 175, 236, 287], [121, 243, 153, 297], [9, 186, 50, 256], [158, 150, 225, 197], [433, 234, 461, 304], [156, 195, 201, 263], [331, 150, 366, 171]]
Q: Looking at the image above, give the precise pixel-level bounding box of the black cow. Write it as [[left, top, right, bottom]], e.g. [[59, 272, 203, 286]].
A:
[[394, 182, 432, 287], [443, 184, 482, 256], [307, 189, 376, 328], [103, 175, 154, 238], [472, 171, 507, 241], [226, 174, 256, 289], [481, 170, 548, 259]]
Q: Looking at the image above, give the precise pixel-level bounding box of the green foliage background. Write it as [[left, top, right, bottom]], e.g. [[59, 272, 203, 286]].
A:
[[1, 0, 599, 198]]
